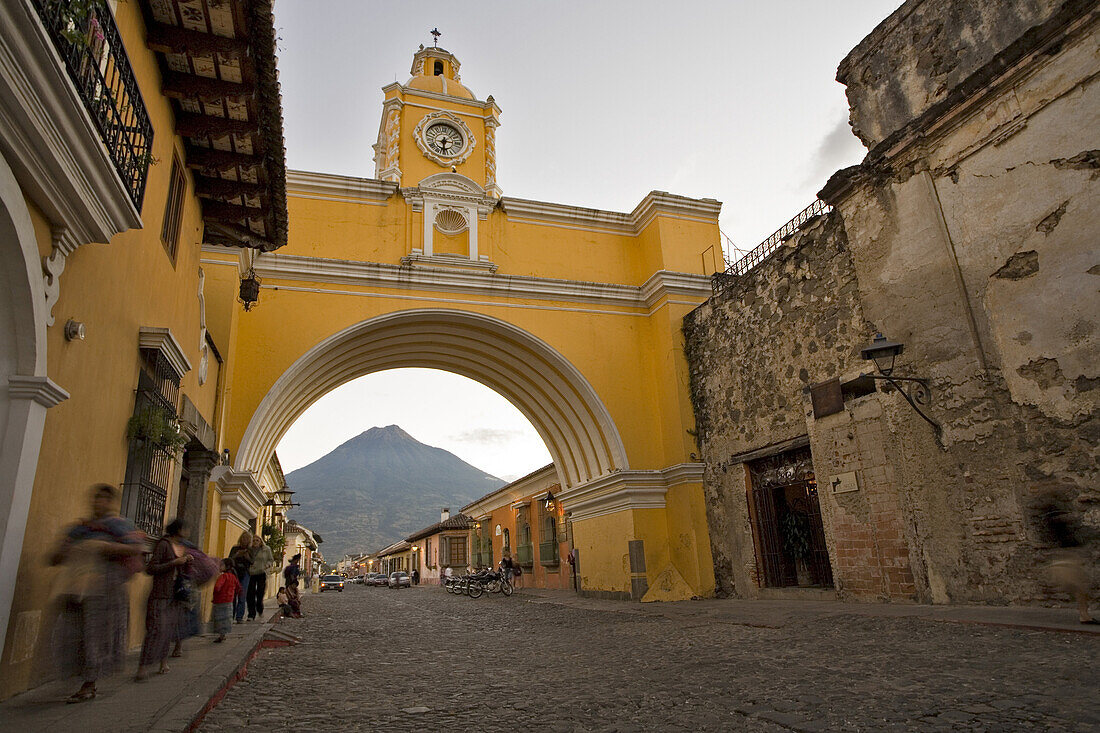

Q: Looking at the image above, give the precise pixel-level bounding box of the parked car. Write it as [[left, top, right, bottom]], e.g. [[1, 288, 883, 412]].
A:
[[319, 574, 345, 592], [388, 571, 411, 589], [366, 573, 386, 586]]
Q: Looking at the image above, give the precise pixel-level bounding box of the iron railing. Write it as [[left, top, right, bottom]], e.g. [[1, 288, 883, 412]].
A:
[[31, 0, 153, 209], [712, 199, 832, 294], [515, 543, 534, 567]]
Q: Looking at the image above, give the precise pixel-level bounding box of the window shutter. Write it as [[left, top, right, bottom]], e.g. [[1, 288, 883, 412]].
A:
[[440, 535, 449, 566]]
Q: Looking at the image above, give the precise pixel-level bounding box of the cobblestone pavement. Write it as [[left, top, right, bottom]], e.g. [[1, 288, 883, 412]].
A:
[[200, 585, 1099, 732]]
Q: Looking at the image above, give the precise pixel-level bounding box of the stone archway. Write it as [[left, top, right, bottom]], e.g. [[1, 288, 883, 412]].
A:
[[235, 308, 629, 491], [0, 150, 67, 658]]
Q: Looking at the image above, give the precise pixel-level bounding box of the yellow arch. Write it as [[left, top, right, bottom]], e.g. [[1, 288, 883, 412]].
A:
[[235, 308, 629, 489]]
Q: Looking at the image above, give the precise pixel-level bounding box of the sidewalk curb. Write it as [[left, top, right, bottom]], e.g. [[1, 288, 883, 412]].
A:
[[146, 611, 282, 733]]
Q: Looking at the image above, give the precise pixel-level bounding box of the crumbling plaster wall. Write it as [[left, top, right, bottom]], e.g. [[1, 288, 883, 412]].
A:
[[837, 0, 1081, 149], [825, 1, 1100, 602]]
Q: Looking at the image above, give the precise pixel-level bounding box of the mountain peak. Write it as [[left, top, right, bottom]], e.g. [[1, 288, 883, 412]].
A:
[[285, 426, 506, 559]]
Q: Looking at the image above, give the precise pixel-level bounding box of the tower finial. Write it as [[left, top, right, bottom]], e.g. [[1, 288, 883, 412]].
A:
[[430, 28, 441, 48]]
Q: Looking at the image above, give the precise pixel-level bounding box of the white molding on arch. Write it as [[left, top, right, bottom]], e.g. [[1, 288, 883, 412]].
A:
[[212, 466, 266, 532], [234, 309, 629, 491], [0, 146, 63, 663], [560, 463, 705, 523]]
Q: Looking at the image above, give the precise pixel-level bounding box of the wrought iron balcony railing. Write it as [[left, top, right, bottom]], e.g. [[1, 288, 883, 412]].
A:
[[515, 543, 534, 567], [538, 541, 559, 566], [712, 199, 832, 294], [31, 0, 153, 209]]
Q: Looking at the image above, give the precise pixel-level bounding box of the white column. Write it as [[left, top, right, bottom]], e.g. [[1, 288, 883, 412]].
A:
[[468, 206, 478, 261], [422, 203, 434, 256], [0, 376, 68, 660]]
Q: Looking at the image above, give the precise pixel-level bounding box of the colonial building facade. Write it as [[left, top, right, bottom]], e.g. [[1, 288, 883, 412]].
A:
[[0, 0, 288, 699]]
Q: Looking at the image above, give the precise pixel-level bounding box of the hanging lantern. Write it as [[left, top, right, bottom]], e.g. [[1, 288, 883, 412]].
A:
[[238, 268, 261, 311]]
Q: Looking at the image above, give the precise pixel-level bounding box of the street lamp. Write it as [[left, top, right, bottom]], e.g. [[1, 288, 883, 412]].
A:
[[860, 333, 939, 432], [544, 490, 556, 512]]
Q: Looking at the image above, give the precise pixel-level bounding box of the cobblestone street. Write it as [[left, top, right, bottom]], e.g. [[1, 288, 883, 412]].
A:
[[199, 585, 1098, 732]]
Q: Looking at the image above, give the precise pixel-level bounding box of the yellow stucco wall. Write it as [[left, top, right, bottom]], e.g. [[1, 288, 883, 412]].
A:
[[0, 1, 238, 697]]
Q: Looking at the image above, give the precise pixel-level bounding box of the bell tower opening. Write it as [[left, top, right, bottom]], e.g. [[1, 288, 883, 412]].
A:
[[433, 60, 444, 76]]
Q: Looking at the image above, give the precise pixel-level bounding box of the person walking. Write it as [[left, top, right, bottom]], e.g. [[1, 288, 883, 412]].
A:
[[283, 553, 301, 587], [211, 558, 241, 642], [246, 534, 274, 621], [136, 518, 192, 680], [228, 531, 253, 623], [411, 568, 420, 586], [49, 484, 144, 703]]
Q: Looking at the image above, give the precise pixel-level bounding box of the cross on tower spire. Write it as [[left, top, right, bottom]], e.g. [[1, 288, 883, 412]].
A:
[[430, 28, 441, 47]]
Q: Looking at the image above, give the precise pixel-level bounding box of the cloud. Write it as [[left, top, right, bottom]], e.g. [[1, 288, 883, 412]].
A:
[[800, 116, 867, 191], [450, 428, 524, 445]]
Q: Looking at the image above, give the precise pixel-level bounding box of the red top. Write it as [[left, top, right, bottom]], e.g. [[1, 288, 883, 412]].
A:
[[213, 571, 241, 604]]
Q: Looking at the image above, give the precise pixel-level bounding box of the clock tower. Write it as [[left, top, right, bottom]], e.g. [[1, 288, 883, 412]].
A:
[[373, 45, 502, 198]]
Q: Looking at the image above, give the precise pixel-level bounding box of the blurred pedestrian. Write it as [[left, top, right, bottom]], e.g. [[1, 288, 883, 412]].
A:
[[1035, 492, 1097, 623], [247, 534, 274, 621], [411, 568, 420, 585], [135, 518, 192, 680], [283, 553, 301, 587], [49, 484, 144, 703], [211, 558, 241, 643], [228, 531, 253, 623]]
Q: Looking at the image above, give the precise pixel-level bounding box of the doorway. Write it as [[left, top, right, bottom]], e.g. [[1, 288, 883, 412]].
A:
[[747, 445, 833, 588]]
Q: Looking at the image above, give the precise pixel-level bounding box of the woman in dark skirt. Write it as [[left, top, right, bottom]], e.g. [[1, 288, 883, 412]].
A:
[[135, 518, 191, 680], [50, 484, 144, 703]]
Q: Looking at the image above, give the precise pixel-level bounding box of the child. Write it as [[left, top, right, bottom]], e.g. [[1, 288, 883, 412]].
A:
[[276, 586, 292, 619], [211, 558, 241, 642], [286, 580, 302, 618]]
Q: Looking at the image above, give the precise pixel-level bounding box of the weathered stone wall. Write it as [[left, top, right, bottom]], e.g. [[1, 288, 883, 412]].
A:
[[686, 0, 1099, 605], [684, 212, 885, 598]]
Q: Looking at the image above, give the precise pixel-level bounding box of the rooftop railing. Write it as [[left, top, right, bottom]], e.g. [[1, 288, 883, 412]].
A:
[[32, 0, 153, 209], [712, 199, 832, 294]]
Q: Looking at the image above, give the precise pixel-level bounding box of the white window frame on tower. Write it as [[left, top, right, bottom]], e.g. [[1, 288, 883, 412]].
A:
[[401, 173, 497, 272]]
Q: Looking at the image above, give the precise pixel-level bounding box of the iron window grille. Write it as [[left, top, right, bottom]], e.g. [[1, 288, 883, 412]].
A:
[[31, 0, 154, 210], [120, 350, 181, 537]]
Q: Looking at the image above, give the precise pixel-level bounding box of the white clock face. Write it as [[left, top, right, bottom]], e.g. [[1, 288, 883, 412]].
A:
[[425, 122, 464, 157]]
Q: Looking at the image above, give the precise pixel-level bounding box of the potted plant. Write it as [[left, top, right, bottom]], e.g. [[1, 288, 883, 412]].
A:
[[126, 406, 187, 455], [779, 510, 814, 586]]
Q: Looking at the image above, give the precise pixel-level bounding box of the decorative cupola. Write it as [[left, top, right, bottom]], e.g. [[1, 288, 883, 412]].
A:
[[373, 37, 501, 198]]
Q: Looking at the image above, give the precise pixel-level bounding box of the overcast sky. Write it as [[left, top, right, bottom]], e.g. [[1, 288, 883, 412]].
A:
[[272, 1, 903, 481]]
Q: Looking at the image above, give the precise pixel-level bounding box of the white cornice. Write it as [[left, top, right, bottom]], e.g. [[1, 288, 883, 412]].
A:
[[8, 375, 69, 408], [253, 254, 709, 312], [139, 327, 193, 380], [0, 1, 140, 244], [286, 170, 397, 205], [559, 463, 705, 523], [212, 466, 266, 531], [381, 81, 500, 113], [502, 192, 721, 237]]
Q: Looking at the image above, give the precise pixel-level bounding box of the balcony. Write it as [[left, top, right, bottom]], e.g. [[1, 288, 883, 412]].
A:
[[31, 0, 153, 209], [539, 541, 560, 566], [515, 543, 534, 567]]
